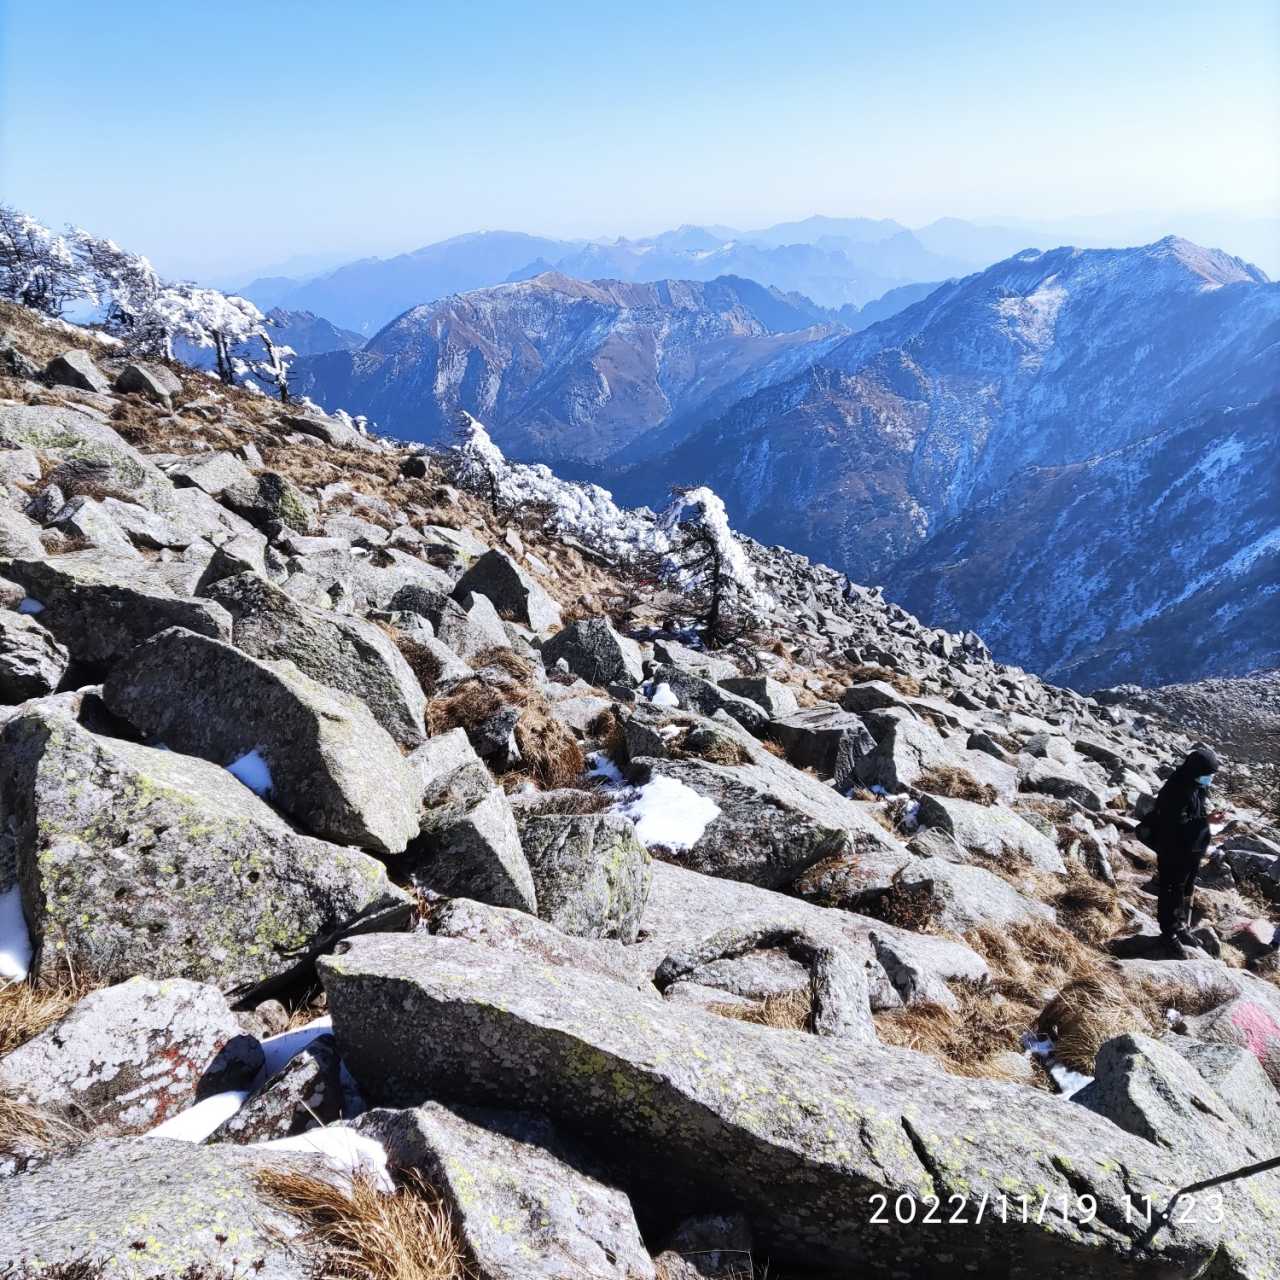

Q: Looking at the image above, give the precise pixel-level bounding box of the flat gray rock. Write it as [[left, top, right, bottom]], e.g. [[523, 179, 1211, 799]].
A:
[[429, 896, 656, 993], [856, 716, 1018, 798], [719, 675, 798, 718], [103, 626, 420, 854], [356, 1104, 656, 1280], [0, 976, 258, 1135], [321, 932, 1229, 1277], [0, 550, 233, 666], [0, 1137, 317, 1280], [915, 791, 1066, 873], [2, 706, 411, 995]]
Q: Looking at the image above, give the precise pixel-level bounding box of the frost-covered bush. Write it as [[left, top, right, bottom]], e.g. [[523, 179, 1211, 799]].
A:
[[0, 207, 92, 316]]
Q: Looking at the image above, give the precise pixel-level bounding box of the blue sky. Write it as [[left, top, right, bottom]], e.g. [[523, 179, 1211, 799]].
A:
[[3, 0, 1277, 279]]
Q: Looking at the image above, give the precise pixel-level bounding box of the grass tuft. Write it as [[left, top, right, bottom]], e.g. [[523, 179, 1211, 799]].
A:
[[916, 765, 998, 805], [709, 989, 811, 1032], [256, 1167, 473, 1280]]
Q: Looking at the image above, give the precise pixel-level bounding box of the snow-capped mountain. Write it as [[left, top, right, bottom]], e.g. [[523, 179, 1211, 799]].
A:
[[291, 272, 846, 463]]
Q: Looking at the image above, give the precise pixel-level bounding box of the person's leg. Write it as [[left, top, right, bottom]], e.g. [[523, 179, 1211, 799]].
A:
[[1156, 854, 1182, 938]]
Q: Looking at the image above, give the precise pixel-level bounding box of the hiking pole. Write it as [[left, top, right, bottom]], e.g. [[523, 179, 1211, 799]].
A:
[[1170, 1153, 1280, 1198], [1133, 1153, 1280, 1252]]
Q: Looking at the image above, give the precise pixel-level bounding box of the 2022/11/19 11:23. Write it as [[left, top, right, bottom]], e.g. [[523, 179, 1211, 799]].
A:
[[867, 1191, 1226, 1226]]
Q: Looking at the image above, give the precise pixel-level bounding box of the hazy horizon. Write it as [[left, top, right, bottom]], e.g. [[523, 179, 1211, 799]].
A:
[[3, 0, 1276, 281]]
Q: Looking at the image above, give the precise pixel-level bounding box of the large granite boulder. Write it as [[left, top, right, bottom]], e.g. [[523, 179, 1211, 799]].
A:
[[769, 706, 875, 788], [0, 550, 232, 667], [407, 762, 537, 913], [541, 618, 644, 687], [632, 746, 905, 890], [0, 402, 172, 510], [44, 349, 111, 393], [114, 361, 183, 402], [0, 977, 259, 1135], [0, 505, 43, 558], [914, 792, 1066, 873], [452, 548, 562, 631], [1076, 1033, 1280, 1277], [719, 675, 798, 718], [321, 932, 1231, 1277], [0, 1137, 319, 1280], [203, 571, 427, 747], [102, 627, 420, 854], [1, 707, 411, 995], [646, 664, 769, 732], [356, 1104, 656, 1280], [855, 716, 1017, 798], [515, 812, 652, 942], [0, 610, 69, 701], [637, 861, 987, 1010], [881, 856, 1055, 932]]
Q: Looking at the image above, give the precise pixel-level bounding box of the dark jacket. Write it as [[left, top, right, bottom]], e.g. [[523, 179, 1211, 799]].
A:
[[1150, 746, 1219, 861]]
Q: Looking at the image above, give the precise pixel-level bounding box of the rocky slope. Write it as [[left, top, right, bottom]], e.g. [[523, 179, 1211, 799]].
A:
[[2, 300, 1280, 1279]]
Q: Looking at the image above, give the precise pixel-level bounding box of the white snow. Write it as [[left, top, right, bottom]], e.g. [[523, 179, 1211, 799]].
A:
[[1021, 1031, 1093, 1099], [16, 598, 43, 615], [656, 485, 760, 601], [259, 1016, 333, 1077], [148, 1087, 252, 1142], [0, 885, 32, 983], [615, 774, 720, 850], [254, 1127, 393, 1192], [649, 681, 679, 708], [586, 751, 626, 786], [226, 749, 272, 796]]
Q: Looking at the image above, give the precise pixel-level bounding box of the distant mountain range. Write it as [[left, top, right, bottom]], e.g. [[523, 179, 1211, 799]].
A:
[[291, 238, 1279, 687], [238, 216, 1041, 333], [238, 212, 1280, 337]]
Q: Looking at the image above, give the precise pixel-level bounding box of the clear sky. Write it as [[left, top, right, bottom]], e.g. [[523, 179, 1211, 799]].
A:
[[3, 0, 1277, 280]]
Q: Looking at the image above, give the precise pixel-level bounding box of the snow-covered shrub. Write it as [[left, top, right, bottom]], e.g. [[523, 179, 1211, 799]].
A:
[[0, 207, 93, 316]]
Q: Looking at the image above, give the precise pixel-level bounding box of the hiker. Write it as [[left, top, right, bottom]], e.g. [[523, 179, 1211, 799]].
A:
[[1149, 745, 1225, 956]]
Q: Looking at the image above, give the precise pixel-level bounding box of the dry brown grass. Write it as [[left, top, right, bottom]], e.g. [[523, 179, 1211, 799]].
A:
[[757, 738, 787, 759], [426, 680, 523, 736], [0, 1093, 84, 1160], [682, 732, 751, 766], [512, 788, 614, 816], [256, 1167, 473, 1280], [471, 646, 533, 681], [710, 989, 812, 1032], [1034, 972, 1169, 1075], [845, 663, 923, 697], [0, 972, 99, 1057], [915, 765, 998, 805], [388, 631, 444, 696], [585, 706, 627, 760], [655, 1257, 759, 1280], [1052, 868, 1127, 946], [874, 981, 1043, 1084], [514, 701, 585, 789]]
